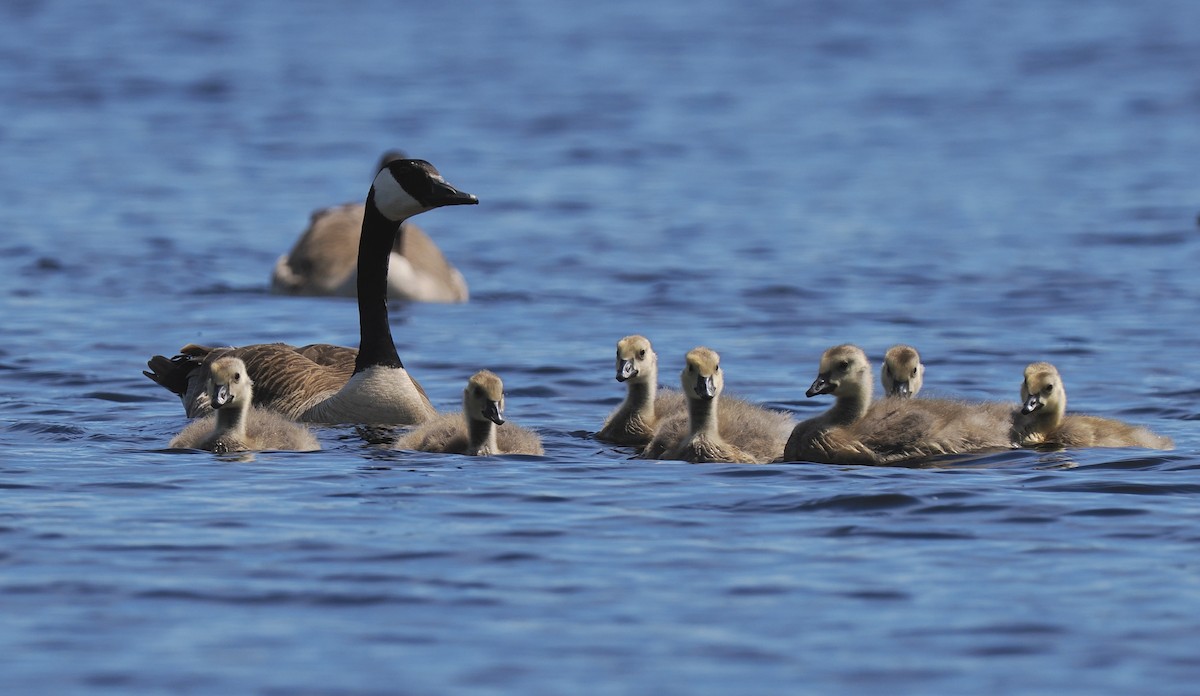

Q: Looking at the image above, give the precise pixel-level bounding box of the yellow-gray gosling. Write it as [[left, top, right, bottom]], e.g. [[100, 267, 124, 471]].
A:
[[784, 344, 1014, 465], [595, 335, 686, 447], [1013, 362, 1173, 450], [169, 357, 319, 453], [394, 370, 544, 456], [643, 347, 792, 464]]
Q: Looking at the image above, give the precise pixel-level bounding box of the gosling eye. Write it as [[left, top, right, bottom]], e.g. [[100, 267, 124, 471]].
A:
[[638, 349, 646, 359], [911, 367, 918, 378], [883, 366, 891, 378], [233, 372, 241, 382], [1044, 384, 1054, 394], [838, 360, 850, 371]]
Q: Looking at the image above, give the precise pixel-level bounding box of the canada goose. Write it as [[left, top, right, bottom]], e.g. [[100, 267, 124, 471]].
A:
[[881, 344, 924, 398], [394, 370, 544, 456], [595, 335, 686, 447], [1013, 362, 1173, 450], [145, 158, 477, 425], [783, 345, 1014, 465], [169, 357, 319, 453], [271, 150, 469, 303], [642, 347, 792, 464]]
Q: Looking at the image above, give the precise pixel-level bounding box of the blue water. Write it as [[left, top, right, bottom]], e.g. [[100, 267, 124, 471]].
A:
[[3, 1, 1200, 693]]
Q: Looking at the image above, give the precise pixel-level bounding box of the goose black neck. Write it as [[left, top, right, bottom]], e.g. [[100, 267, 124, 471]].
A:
[[354, 192, 405, 374]]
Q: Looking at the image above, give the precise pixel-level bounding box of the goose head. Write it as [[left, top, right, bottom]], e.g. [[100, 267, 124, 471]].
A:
[[464, 370, 506, 425], [372, 159, 478, 222], [807, 344, 872, 399], [680, 347, 723, 401], [614, 335, 657, 383], [881, 344, 924, 398], [207, 357, 252, 410], [1020, 362, 1065, 416]]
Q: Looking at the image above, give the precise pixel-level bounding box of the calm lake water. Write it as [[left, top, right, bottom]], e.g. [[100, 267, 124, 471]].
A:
[[2, 1, 1199, 693]]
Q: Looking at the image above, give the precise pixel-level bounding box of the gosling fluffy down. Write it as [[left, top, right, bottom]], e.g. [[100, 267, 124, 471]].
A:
[[1013, 362, 1172, 450], [394, 370, 544, 456], [169, 357, 319, 453], [595, 335, 687, 447], [642, 347, 793, 464]]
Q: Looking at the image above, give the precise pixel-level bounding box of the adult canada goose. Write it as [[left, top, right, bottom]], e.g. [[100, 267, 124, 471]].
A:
[[394, 370, 544, 456], [145, 158, 477, 425], [271, 150, 470, 303], [169, 357, 319, 453], [1013, 362, 1173, 450], [783, 345, 1014, 465], [642, 347, 792, 464], [595, 335, 687, 447], [881, 344, 924, 398]]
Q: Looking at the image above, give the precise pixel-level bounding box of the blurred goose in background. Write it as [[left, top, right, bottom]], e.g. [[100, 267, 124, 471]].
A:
[[881, 344, 924, 398], [271, 150, 469, 303], [169, 357, 319, 453], [1013, 362, 1173, 450], [595, 335, 686, 447], [394, 370, 544, 456], [145, 158, 477, 425], [642, 347, 792, 464], [784, 344, 1014, 465]]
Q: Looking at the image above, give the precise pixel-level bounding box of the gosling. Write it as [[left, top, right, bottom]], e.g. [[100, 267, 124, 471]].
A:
[[881, 344, 924, 398], [595, 335, 686, 447], [643, 347, 792, 464], [394, 370, 544, 456], [1013, 362, 1173, 450], [784, 345, 1013, 465], [169, 357, 320, 453]]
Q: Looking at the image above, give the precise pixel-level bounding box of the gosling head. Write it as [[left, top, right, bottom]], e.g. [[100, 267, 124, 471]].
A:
[[371, 159, 478, 221], [807, 344, 872, 398], [464, 370, 506, 425], [207, 357, 252, 410], [680, 347, 723, 401], [1020, 362, 1065, 416], [614, 335, 657, 383], [881, 344, 924, 398]]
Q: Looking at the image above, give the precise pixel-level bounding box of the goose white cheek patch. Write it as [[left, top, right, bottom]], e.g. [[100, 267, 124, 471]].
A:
[[373, 170, 424, 221]]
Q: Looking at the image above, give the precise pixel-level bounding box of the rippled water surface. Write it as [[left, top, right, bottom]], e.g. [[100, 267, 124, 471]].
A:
[[3, 1, 1200, 693]]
